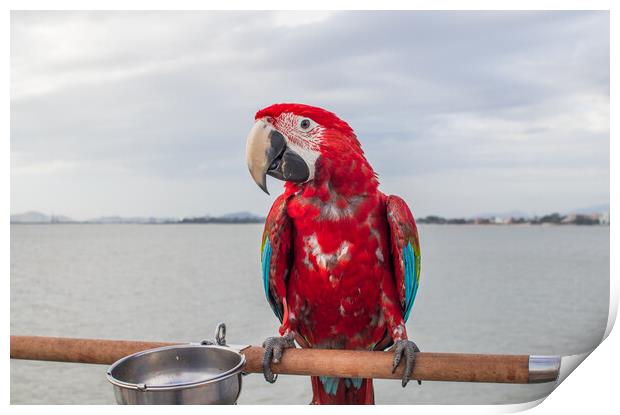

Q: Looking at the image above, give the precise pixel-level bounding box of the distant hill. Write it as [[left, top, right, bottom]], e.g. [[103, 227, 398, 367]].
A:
[[567, 203, 610, 215], [10, 211, 75, 223]]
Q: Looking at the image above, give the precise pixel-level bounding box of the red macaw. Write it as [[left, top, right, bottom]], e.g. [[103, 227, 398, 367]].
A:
[[245, 103, 421, 404]]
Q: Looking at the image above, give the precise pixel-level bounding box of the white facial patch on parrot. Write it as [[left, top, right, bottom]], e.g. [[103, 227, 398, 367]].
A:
[[286, 139, 321, 182], [270, 112, 323, 183]]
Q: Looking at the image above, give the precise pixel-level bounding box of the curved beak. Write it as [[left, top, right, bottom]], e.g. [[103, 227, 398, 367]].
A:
[[245, 120, 309, 194]]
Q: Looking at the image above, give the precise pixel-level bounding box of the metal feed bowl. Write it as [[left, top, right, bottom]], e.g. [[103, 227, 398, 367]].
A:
[[106, 344, 246, 405]]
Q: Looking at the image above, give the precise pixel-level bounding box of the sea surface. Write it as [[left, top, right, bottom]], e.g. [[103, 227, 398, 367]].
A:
[[10, 224, 609, 404]]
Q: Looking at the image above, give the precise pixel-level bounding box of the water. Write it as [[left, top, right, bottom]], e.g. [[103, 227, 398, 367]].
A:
[[10, 224, 609, 404]]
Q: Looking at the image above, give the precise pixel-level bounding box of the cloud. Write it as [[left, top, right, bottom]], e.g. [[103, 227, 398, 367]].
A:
[[10, 11, 609, 219]]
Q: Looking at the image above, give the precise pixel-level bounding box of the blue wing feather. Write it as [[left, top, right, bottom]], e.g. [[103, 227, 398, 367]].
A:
[[261, 239, 272, 299], [402, 242, 419, 322], [386, 195, 421, 328], [261, 239, 282, 321]]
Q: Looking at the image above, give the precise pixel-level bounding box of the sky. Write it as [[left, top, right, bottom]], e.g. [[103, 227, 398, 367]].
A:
[[10, 11, 609, 220]]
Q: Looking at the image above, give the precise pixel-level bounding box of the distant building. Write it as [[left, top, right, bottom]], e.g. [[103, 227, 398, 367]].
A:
[[599, 212, 610, 225]]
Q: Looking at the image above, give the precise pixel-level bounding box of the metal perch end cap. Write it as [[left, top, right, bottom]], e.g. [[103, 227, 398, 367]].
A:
[[528, 355, 561, 383]]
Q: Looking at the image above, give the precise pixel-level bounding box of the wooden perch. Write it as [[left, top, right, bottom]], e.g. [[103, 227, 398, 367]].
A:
[[10, 335, 560, 384]]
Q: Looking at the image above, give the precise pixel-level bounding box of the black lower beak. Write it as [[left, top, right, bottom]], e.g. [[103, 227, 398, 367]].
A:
[[266, 131, 310, 184]]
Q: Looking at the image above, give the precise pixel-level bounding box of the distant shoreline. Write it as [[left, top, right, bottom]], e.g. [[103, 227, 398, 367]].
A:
[[9, 220, 266, 225], [10, 221, 609, 226], [10, 210, 610, 226]]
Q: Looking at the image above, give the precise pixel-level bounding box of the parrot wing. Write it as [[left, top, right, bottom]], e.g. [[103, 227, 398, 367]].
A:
[[260, 194, 293, 324], [386, 195, 421, 322]]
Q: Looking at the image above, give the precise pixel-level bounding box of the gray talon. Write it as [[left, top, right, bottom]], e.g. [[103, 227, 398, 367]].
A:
[[391, 339, 421, 387], [262, 332, 296, 383]]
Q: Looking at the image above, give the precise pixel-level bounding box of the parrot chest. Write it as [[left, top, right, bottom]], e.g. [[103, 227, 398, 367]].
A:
[[286, 197, 392, 348]]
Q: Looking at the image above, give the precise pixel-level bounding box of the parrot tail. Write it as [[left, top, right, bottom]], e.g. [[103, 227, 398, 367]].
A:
[[310, 376, 374, 404]]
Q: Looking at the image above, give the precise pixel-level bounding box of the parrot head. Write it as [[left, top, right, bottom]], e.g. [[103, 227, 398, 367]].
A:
[[245, 103, 364, 194]]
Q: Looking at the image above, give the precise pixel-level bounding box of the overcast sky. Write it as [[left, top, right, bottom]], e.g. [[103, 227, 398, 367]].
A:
[[10, 11, 609, 219]]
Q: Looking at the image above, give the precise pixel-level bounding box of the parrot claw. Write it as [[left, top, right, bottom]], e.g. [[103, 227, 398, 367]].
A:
[[261, 332, 296, 383], [391, 339, 421, 387]]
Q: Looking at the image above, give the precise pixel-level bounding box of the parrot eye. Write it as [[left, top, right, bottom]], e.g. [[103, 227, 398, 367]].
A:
[[299, 118, 313, 131]]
